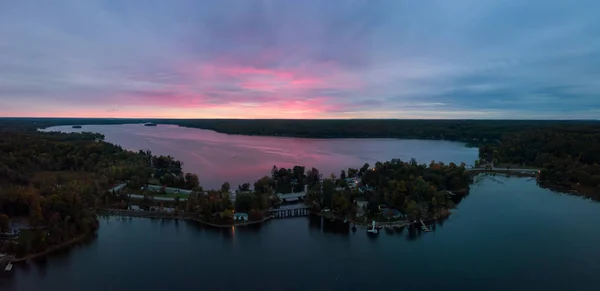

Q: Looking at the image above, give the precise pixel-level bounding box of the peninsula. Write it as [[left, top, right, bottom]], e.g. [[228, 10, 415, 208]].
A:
[[1, 118, 599, 262]]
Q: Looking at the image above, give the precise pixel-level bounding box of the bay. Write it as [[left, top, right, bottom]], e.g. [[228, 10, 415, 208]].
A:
[[42, 124, 478, 189]]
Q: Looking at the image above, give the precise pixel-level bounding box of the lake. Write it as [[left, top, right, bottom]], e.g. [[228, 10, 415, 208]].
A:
[[2, 176, 600, 291], [42, 124, 478, 189]]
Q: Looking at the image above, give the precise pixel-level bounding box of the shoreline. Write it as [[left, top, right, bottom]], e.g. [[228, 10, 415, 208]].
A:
[[191, 216, 273, 228], [314, 208, 451, 229], [538, 182, 600, 201], [11, 233, 89, 263], [98, 208, 273, 228], [6, 212, 271, 263]]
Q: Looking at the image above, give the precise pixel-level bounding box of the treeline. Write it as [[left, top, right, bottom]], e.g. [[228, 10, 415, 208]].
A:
[[479, 129, 600, 190], [222, 160, 470, 222], [302, 159, 470, 220], [163, 119, 600, 142], [5, 118, 600, 144], [0, 125, 199, 257]]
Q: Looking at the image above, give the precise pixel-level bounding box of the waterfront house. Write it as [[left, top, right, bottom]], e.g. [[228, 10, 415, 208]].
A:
[[146, 184, 192, 195], [109, 183, 126, 194], [234, 213, 249, 221]]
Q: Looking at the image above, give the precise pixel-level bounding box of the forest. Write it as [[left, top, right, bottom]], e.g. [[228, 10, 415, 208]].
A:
[[0, 126, 200, 257], [479, 128, 600, 193], [300, 159, 471, 220], [4, 117, 600, 144]]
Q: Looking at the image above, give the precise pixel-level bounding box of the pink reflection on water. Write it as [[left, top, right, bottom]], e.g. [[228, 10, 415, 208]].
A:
[[44, 124, 478, 189]]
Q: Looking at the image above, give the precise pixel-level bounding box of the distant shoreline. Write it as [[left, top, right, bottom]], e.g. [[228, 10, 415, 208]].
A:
[[29, 118, 599, 146]]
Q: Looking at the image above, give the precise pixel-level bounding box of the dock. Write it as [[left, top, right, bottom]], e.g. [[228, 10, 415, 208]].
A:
[[419, 218, 431, 232], [0, 254, 14, 272], [269, 204, 311, 218]]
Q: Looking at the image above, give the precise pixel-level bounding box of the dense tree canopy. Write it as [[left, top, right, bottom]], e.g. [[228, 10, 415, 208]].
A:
[[5, 118, 599, 144], [303, 158, 470, 220], [0, 125, 200, 257], [480, 128, 600, 191]]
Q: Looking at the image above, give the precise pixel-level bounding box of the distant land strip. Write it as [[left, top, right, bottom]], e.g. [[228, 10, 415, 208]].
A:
[[2, 117, 600, 145]]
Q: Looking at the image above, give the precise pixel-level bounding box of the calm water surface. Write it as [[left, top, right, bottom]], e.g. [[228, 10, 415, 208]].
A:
[[2, 177, 600, 291], [43, 124, 477, 189]]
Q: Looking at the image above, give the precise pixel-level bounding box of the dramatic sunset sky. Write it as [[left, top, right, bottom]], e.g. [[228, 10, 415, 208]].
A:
[[1, 0, 599, 119]]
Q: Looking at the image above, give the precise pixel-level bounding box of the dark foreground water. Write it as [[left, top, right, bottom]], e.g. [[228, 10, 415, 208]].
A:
[[2, 177, 600, 291], [43, 124, 477, 189]]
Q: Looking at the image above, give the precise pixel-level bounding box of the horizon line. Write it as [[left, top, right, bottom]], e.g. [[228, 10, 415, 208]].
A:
[[1, 116, 599, 122]]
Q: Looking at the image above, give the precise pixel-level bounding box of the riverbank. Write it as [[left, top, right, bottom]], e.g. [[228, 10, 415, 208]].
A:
[[11, 233, 89, 263], [538, 182, 600, 201]]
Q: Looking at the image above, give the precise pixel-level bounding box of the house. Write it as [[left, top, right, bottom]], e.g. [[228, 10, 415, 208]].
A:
[[345, 178, 359, 189], [234, 213, 249, 221], [146, 185, 192, 195], [109, 183, 126, 194]]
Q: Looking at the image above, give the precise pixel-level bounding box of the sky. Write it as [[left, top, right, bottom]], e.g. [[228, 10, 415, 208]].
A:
[[1, 0, 599, 119]]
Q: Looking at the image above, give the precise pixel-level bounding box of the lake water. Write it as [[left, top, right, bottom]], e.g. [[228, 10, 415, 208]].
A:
[[2, 176, 600, 291], [42, 124, 478, 189]]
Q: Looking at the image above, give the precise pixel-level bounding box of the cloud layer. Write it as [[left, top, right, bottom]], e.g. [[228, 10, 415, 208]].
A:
[[1, 0, 599, 119]]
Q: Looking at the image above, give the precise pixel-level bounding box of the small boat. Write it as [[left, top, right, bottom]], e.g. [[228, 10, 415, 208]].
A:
[[367, 221, 379, 234], [143, 122, 157, 127], [72, 125, 82, 129]]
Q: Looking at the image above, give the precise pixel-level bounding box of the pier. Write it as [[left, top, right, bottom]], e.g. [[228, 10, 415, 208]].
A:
[[466, 167, 539, 177], [419, 219, 431, 232], [269, 204, 311, 218]]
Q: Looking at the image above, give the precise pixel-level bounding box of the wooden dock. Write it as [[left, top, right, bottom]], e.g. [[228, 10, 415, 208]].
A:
[[269, 204, 311, 218], [419, 219, 431, 232]]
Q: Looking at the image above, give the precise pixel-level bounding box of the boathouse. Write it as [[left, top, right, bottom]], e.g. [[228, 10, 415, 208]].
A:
[[234, 213, 248, 221]]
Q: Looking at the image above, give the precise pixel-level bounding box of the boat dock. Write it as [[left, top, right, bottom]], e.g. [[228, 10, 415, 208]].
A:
[[269, 204, 311, 218], [0, 254, 14, 272], [419, 219, 431, 232]]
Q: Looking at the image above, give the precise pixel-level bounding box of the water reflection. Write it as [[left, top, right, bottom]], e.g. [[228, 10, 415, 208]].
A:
[[308, 215, 322, 232], [44, 124, 478, 189], [322, 218, 350, 236], [236, 222, 264, 233]]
